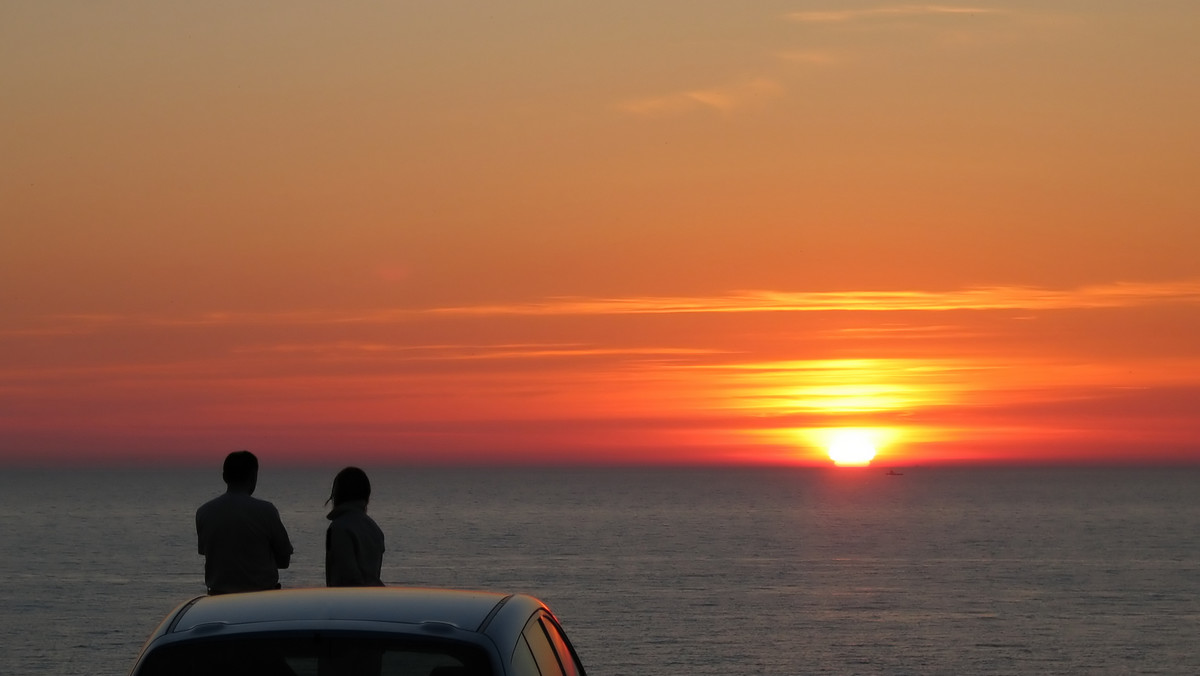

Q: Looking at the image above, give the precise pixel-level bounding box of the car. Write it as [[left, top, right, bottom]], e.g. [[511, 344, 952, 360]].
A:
[[128, 587, 587, 676]]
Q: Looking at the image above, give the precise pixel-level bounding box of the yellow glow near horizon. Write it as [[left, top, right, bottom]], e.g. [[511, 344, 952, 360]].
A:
[[803, 427, 896, 466], [827, 430, 876, 466]]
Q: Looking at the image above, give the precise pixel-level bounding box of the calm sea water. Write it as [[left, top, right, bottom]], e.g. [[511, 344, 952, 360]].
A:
[[1, 466, 1198, 675]]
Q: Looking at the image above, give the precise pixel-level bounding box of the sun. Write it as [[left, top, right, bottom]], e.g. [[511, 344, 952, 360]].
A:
[[824, 428, 879, 467]]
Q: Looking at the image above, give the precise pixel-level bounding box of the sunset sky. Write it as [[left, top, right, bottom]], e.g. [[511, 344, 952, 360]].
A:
[[4, 2, 1199, 467]]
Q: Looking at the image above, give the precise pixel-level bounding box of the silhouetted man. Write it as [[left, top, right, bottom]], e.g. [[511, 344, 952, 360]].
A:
[[196, 450, 293, 594]]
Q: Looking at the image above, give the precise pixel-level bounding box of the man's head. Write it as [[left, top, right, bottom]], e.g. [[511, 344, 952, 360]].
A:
[[222, 450, 259, 493]]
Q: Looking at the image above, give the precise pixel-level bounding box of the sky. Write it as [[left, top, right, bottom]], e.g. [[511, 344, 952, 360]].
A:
[[3, 1, 1200, 467]]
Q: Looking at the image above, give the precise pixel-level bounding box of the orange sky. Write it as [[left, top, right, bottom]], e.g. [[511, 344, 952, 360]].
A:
[[3, 2, 1199, 467]]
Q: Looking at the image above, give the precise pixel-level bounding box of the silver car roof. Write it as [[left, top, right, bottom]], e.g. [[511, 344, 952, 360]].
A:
[[131, 588, 576, 676], [168, 587, 538, 635]]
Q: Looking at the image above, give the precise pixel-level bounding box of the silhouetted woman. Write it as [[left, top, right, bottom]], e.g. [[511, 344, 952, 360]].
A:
[[325, 467, 385, 586]]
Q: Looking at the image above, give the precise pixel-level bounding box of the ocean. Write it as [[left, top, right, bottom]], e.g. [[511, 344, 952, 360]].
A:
[[1, 466, 1197, 675]]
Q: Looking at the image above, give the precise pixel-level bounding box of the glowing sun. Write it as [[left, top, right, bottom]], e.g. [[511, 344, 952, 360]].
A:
[[825, 428, 878, 466]]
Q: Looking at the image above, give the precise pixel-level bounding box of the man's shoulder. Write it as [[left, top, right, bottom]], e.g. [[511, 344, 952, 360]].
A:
[[250, 495, 282, 514], [196, 493, 226, 515], [197, 492, 280, 516]]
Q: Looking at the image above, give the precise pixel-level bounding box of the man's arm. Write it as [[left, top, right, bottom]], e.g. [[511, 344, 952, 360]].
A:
[[269, 506, 293, 569], [195, 508, 206, 556]]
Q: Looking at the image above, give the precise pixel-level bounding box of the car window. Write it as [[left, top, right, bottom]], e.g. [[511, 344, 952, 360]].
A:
[[521, 617, 564, 676], [133, 634, 492, 676], [509, 635, 540, 676], [539, 618, 583, 676]]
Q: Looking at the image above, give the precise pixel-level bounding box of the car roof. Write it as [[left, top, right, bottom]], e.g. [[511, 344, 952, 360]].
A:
[[167, 587, 538, 635]]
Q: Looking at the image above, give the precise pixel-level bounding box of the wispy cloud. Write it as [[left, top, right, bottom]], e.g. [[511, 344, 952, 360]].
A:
[[235, 341, 725, 362], [10, 281, 1200, 334], [428, 281, 1200, 317], [617, 77, 784, 117], [788, 5, 1005, 24], [830, 323, 986, 340]]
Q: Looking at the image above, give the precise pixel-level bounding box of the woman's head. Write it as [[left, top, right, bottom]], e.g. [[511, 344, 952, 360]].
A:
[[329, 466, 371, 506]]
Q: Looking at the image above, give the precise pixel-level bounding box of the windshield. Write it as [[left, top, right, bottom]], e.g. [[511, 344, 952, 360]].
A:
[[133, 633, 492, 676]]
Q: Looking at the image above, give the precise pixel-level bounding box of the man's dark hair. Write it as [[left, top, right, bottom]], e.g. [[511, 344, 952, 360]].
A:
[[329, 466, 371, 506], [222, 450, 259, 485]]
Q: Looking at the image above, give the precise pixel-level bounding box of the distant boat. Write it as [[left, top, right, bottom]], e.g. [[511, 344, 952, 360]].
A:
[[885, 469, 904, 476]]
